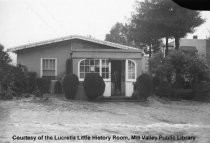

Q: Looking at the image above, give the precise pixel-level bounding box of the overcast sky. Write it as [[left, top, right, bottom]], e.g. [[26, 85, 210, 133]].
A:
[[0, 0, 210, 51]]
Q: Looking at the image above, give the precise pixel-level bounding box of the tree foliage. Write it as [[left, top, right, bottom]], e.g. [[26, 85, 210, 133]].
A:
[[105, 22, 132, 46], [149, 50, 210, 89], [131, 0, 205, 51], [0, 44, 11, 66], [105, 0, 205, 57]]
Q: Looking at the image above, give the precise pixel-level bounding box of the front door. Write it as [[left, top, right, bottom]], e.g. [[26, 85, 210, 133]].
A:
[[111, 60, 125, 96]]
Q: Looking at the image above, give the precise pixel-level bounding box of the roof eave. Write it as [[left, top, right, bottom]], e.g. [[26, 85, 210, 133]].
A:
[[7, 35, 140, 52]]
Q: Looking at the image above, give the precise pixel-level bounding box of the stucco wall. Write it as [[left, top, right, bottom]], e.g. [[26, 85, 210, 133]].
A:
[[17, 41, 71, 77], [17, 39, 143, 78], [16, 39, 144, 99]]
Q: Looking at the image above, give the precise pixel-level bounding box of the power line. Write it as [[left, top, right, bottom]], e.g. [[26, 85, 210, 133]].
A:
[[39, 0, 63, 35], [24, 1, 59, 35]]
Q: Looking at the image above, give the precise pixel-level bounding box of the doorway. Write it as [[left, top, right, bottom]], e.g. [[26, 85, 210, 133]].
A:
[[111, 60, 125, 96]]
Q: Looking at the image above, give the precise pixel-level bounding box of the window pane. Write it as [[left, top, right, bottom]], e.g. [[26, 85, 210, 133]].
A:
[[105, 67, 109, 72], [81, 60, 85, 65], [85, 66, 89, 72], [102, 67, 105, 72], [80, 66, 84, 72], [95, 60, 99, 65], [95, 67, 99, 72], [102, 73, 105, 78], [90, 60, 94, 65], [42, 59, 56, 77], [105, 73, 109, 79], [85, 60, 89, 65], [80, 73, 85, 78], [128, 60, 135, 79]]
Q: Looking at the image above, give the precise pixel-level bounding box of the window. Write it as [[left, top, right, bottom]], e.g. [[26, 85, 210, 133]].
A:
[[79, 59, 100, 79], [41, 58, 57, 79], [101, 59, 109, 79], [79, 59, 110, 80], [127, 60, 136, 80]]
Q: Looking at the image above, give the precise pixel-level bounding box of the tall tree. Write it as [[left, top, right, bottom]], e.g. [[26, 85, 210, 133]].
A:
[[105, 22, 133, 46], [129, 0, 163, 57], [163, 0, 205, 49], [130, 0, 205, 55]]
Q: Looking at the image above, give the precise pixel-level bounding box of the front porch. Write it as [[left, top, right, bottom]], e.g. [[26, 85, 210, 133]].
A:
[[75, 58, 138, 98]]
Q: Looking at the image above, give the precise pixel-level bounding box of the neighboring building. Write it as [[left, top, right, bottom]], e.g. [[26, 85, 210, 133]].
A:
[[162, 36, 210, 67], [8, 35, 145, 99]]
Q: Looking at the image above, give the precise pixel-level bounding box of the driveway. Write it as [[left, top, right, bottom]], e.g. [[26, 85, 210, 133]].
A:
[[0, 95, 210, 143]]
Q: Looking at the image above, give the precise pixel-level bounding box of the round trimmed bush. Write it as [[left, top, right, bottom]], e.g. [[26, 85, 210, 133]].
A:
[[83, 73, 105, 100], [63, 74, 79, 99], [54, 80, 62, 94], [134, 73, 153, 101]]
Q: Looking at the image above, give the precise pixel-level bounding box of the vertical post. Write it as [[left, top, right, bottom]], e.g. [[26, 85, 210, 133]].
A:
[[69, 50, 73, 74], [165, 36, 168, 57]]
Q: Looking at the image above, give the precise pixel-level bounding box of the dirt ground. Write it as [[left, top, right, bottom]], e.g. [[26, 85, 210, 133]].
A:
[[0, 95, 210, 143]]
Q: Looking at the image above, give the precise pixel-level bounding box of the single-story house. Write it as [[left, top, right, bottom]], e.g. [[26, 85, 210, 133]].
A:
[[8, 35, 145, 99]]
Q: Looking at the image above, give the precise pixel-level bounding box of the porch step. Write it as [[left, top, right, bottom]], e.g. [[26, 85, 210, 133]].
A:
[[97, 96, 140, 102]]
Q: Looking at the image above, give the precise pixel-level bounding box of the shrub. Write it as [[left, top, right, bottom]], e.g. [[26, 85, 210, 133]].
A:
[[36, 78, 51, 94], [172, 75, 185, 89], [0, 65, 28, 99], [149, 50, 210, 87], [150, 50, 210, 100], [32, 86, 43, 97], [134, 73, 153, 101], [193, 81, 210, 101], [0, 86, 14, 100], [155, 81, 173, 99], [54, 80, 62, 93], [2, 66, 27, 95], [0, 44, 11, 66], [27, 72, 37, 93], [173, 89, 193, 100], [63, 74, 79, 99], [83, 73, 105, 100]]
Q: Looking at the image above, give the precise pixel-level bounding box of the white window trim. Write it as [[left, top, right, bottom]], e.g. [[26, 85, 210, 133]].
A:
[[125, 59, 137, 82], [78, 59, 111, 82], [78, 59, 86, 81], [40, 58, 57, 78]]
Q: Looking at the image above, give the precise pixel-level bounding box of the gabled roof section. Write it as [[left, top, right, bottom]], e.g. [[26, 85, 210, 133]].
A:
[[7, 35, 140, 52]]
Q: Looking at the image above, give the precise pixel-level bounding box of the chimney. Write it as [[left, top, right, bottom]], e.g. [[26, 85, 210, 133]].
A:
[[193, 35, 198, 39]]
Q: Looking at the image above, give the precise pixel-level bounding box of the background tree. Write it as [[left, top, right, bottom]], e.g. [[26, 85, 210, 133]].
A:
[[0, 44, 11, 66], [129, 0, 205, 55], [0, 44, 11, 82], [129, 0, 163, 57], [105, 22, 132, 46], [105, 0, 205, 57]]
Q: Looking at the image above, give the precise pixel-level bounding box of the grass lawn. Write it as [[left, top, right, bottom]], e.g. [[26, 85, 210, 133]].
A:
[[0, 95, 210, 143]]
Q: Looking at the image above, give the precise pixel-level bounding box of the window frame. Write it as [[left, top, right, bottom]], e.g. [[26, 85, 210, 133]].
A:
[[40, 58, 57, 78], [78, 59, 111, 82], [126, 59, 137, 82]]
